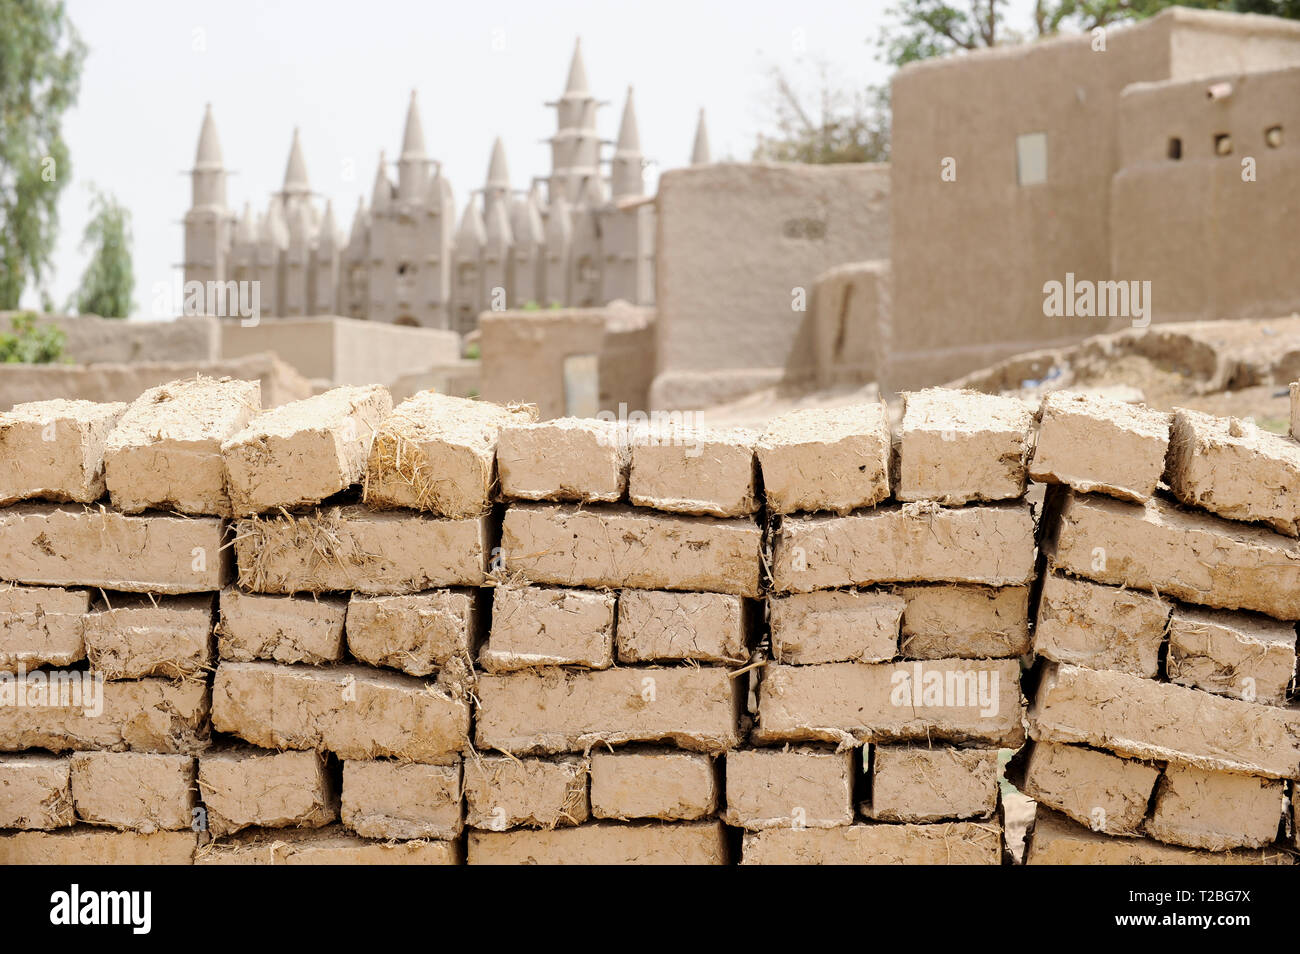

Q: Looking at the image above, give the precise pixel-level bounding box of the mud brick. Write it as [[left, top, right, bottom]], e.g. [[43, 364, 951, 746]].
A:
[[897, 388, 1033, 504], [475, 666, 743, 755], [480, 585, 614, 672], [628, 424, 758, 517], [103, 376, 260, 516], [616, 590, 748, 664], [0, 399, 126, 505], [741, 820, 1002, 865], [195, 825, 458, 865], [589, 750, 717, 821], [769, 590, 902, 665], [772, 502, 1036, 594], [82, 594, 215, 680], [363, 391, 535, 516], [756, 403, 891, 516], [0, 676, 209, 754], [216, 589, 346, 665], [756, 659, 1025, 748], [467, 820, 728, 865], [0, 505, 229, 594], [212, 661, 468, 763], [1033, 573, 1169, 677], [0, 585, 89, 671], [502, 503, 761, 597], [1018, 740, 1159, 836], [462, 755, 589, 830], [346, 590, 477, 676], [1166, 407, 1300, 536], [197, 748, 336, 837], [1029, 662, 1300, 779], [221, 384, 391, 516], [1030, 391, 1170, 502], [1146, 764, 1285, 851], [234, 505, 487, 594], [864, 746, 999, 822], [1167, 605, 1296, 707], [723, 747, 854, 830], [496, 418, 628, 503], [341, 758, 462, 841], [69, 751, 196, 833], [898, 584, 1030, 659], [1048, 490, 1300, 619], [0, 828, 197, 864], [1024, 807, 1291, 865], [0, 753, 73, 829]]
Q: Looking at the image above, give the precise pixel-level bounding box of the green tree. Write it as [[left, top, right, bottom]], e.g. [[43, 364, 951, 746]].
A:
[[880, 0, 1296, 68], [71, 187, 134, 317], [0, 0, 87, 309], [1232, 0, 1300, 16], [0, 311, 65, 363], [753, 64, 891, 164]]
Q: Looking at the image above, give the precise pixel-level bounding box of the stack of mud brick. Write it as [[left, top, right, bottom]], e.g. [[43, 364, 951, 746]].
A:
[[740, 390, 1033, 864], [1017, 390, 1300, 864], [0, 383, 245, 864], [0, 378, 755, 864], [0, 379, 492, 863], [2, 376, 1297, 866], [471, 413, 761, 863]]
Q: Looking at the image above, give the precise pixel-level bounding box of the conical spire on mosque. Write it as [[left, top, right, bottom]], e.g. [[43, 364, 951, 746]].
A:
[[548, 37, 603, 203], [546, 193, 573, 246], [371, 151, 393, 211], [486, 137, 510, 191], [484, 198, 513, 255], [318, 199, 339, 252], [348, 196, 368, 243], [691, 108, 712, 165], [194, 104, 223, 168], [455, 198, 487, 249], [235, 202, 256, 244], [611, 86, 644, 199], [511, 186, 545, 245], [261, 200, 289, 249], [400, 90, 427, 160], [484, 137, 510, 217], [288, 199, 314, 249], [282, 127, 312, 199], [398, 91, 429, 202], [190, 103, 227, 209]]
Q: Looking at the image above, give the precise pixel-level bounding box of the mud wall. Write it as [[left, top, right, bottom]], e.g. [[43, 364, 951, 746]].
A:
[[0, 379, 1296, 864]]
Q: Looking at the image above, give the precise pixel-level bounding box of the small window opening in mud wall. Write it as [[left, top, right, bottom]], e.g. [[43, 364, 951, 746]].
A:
[[1214, 133, 1233, 156], [1167, 137, 1182, 160], [1266, 125, 1283, 149], [1016, 132, 1048, 186]]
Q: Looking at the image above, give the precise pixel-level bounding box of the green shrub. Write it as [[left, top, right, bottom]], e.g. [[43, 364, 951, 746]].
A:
[[0, 311, 67, 363]]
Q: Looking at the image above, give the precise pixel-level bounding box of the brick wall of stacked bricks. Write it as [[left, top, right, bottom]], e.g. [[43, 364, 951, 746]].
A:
[[0, 377, 1297, 864]]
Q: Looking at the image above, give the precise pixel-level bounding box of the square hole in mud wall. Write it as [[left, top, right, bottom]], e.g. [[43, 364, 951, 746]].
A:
[[1016, 132, 1048, 186], [1266, 125, 1283, 148], [1214, 133, 1232, 156], [1168, 137, 1182, 160]]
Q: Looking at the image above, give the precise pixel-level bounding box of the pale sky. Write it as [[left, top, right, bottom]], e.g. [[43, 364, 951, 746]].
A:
[[38, 0, 1036, 317]]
